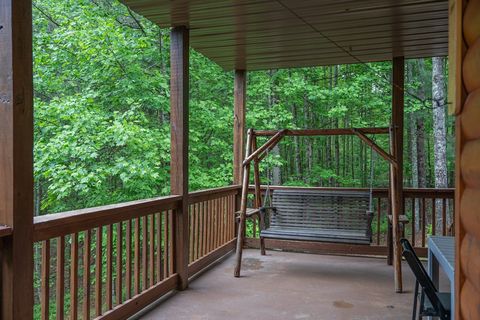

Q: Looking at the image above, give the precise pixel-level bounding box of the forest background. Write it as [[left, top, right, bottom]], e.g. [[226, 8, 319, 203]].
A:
[[33, 0, 454, 217]]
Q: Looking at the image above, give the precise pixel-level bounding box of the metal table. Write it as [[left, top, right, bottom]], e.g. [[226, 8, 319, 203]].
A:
[[428, 236, 455, 319]]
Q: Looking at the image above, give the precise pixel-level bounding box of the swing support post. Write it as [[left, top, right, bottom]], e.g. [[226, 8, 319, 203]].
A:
[[234, 129, 253, 277]]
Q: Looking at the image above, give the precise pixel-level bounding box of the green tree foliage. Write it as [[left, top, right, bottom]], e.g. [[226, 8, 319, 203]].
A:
[[33, 0, 454, 215]]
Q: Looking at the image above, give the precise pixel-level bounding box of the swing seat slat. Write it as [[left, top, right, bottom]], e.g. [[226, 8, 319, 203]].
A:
[[260, 189, 373, 245]]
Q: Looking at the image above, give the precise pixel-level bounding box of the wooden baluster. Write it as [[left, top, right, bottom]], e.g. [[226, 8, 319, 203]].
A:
[[133, 218, 141, 294], [224, 197, 227, 243], [442, 198, 447, 236], [376, 198, 381, 245], [212, 199, 216, 250], [70, 233, 79, 320], [95, 228, 103, 316], [41, 240, 50, 320], [411, 199, 416, 246], [204, 201, 210, 254], [189, 205, 194, 263], [219, 198, 223, 245], [432, 198, 436, 236], [163, 211, 169, 279], [231, 195, 235, 240], [210, 200, 214, 252], [134, 218, 141, 294], [149, 214, 155, 286], [106, 225, 113, 310], [169, 210, 174, 276], [116, 222, 123, 305], [56, 236, 65, 320], [195, 203, 200, 260], [421, 198, 426, 247], [215, 198, 220, 248], [142, 216, 148, 289], [200, 202, 206, 257], [157, 212, 163, 282], [126, 220, 132, 299], [223, 197, 227, 244], [83, 230, 91, 320]]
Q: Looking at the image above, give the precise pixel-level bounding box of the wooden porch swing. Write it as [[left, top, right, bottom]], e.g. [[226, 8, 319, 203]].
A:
[[234, 127, 400, 277]]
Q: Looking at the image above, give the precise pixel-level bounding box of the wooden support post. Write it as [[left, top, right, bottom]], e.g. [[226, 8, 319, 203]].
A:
[[233, 70, 246, 185], [252, 136, 266, 255], [0, 0, 34, 318], [233, 70, 246, 224], [170, 26, 189, 290], [391, 56, 405, 293], [234, 129, 253, 277], [243, 130, 286, 166]]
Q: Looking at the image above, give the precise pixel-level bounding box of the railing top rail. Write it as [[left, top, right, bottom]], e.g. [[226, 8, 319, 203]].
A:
[[34, 195, 182, 242], [248, 185, 454, 198], [188, 185, 241, 204], [33, 185, 243, 242], [0, 225, 13, 238]]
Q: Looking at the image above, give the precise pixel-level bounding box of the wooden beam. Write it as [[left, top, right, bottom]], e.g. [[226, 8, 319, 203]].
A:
[[352, 128, 397, 166], [170, 26, 189, 291], [391, 56, 405, 293], [0, 0, 34, 318], [243, 129, 286, 166], [233, 70, 246, 184], [244, 238, 429, 257], [254, 127, 389, 136], [234, 129, 253, 277]]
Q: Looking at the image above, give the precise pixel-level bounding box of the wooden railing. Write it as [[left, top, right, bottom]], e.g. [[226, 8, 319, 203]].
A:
[[32, 186, 239, 320], [18, 185, 456, 319], [247, 186, 455, 255], [187, 186, 238, 276]]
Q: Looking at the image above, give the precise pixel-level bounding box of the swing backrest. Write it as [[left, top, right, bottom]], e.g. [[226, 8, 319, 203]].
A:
[[265, 189, 373, 244]]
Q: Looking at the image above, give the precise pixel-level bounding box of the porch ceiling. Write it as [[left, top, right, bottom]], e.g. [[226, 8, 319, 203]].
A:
[[122, 0, 449, 71]]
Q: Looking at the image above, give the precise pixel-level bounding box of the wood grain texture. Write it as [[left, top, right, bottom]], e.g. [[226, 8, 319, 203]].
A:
[[70, 233, 78, 320], [56, 236, 65, 320], [121, 0, 448, 70], [83, 230, 91, 320], [391, 56, 404, 293], [244, 238, 430, 256], [233, 70, 246, 184], [98, 275, 178, 320], [116, 222, 123, 305], [460, 233, 480, 294], [41, 240, 50, 320], [0, 0, 34, 318], [254, 128, 389, 136], [456, 0, 474, 317], [461, 89, 480, 140], [463, 38, 480, 93], [33, 195, 181, 242], [95, 228, 103, 317], [461, 139, 480, 188], [170, 26, 190, 290], [463, 0, 480, 46]]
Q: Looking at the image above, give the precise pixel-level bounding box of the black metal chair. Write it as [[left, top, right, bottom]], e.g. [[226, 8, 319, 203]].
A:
[[400, 238, 451, 320]]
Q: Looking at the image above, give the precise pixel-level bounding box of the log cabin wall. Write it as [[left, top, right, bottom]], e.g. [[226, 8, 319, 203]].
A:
[[456, 0, 480, 318]]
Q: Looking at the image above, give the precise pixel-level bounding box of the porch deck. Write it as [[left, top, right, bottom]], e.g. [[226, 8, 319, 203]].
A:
[[138, 249, 421, 320]]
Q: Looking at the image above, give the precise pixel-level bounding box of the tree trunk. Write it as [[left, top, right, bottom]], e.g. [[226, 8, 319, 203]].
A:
[[432, 57, 448, 232], [407, 61, 421, 231], [291, 103, 301, 180], [272, 145, 281, 185], [416, 60, 428, 190], [303, 88, 312, 183]]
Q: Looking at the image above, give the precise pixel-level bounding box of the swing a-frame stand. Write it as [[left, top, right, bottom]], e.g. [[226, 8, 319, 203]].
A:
[[234, 127, 403, 292]]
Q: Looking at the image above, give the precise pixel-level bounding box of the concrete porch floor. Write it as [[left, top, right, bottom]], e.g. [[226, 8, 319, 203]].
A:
[[138, 249, 430, 320]]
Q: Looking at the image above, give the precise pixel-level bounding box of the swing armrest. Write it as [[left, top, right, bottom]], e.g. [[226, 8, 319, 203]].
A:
[[260, 206, 277, 215]]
